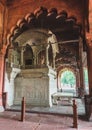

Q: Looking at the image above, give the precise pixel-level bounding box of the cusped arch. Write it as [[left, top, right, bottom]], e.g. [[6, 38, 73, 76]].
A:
[[57, 66, 76, 89], [6, 6, 81, 48], [59, 67, 76, 77]]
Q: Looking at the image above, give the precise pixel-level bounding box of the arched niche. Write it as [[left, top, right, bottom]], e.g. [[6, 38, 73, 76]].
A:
[[23, 44, 33, 68]]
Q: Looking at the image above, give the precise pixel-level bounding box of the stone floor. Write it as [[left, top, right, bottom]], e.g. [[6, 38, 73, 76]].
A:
[[0, 111, 92, 130], [0, 98, 92, 130]]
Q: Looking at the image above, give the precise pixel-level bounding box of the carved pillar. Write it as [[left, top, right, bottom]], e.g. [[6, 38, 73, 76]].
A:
[[78, 38, 85, 96], [21, 47, 24, 66], [53, 53, 56, 69], [0, 53, 5, 111], [76, 69, 80, 88], [32, 47, 37, 67], [34, 54, 37, 66], [46, 45, 49, 66], [87, 39, 92, 95], [76, 69, 80, 96]]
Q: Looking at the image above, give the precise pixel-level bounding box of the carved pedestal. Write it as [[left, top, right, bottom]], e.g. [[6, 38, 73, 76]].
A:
[[14, 67, 57, 107]]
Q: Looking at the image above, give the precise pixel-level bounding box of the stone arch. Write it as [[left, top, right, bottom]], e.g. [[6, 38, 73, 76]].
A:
[[23, 44, 34, 68], [5, 7, 81, 49], [3, 6, 81, 67], [57, 66, 77, 92], [60, 67, 76, 75]]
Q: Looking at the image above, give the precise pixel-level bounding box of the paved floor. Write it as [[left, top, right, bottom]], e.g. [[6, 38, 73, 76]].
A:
[[0, 111, 92, 130], [0, 98, 91, 130]]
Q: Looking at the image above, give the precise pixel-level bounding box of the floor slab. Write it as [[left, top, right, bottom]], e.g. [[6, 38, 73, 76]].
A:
[[0, 111, 92, 130]]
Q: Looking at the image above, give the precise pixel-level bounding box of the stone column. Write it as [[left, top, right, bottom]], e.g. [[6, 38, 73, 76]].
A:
[[31, 47, 37, 67], [87, 39, 92, 95], [78, 38, 85, 96], [0, 53, 5, 111], [76, 69, 80, 88], [76, 69, 80, 96], [46, 45, 49, 66], [53, 53, 56, 69], [20, 47, 24, 67], [87, 0, 92, 95], [33, 54, 37, 66]]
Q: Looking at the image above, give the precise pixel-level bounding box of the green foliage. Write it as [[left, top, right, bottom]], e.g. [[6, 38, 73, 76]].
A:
[[61, 70, 76, 87]]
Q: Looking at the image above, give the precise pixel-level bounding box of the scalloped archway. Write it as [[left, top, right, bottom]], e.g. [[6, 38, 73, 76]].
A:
[[6, 7, 81, 48], [57, 67, 76, 89]]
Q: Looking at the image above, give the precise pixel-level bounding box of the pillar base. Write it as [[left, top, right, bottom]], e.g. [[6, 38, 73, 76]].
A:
[[0, 106, 4, 112]]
